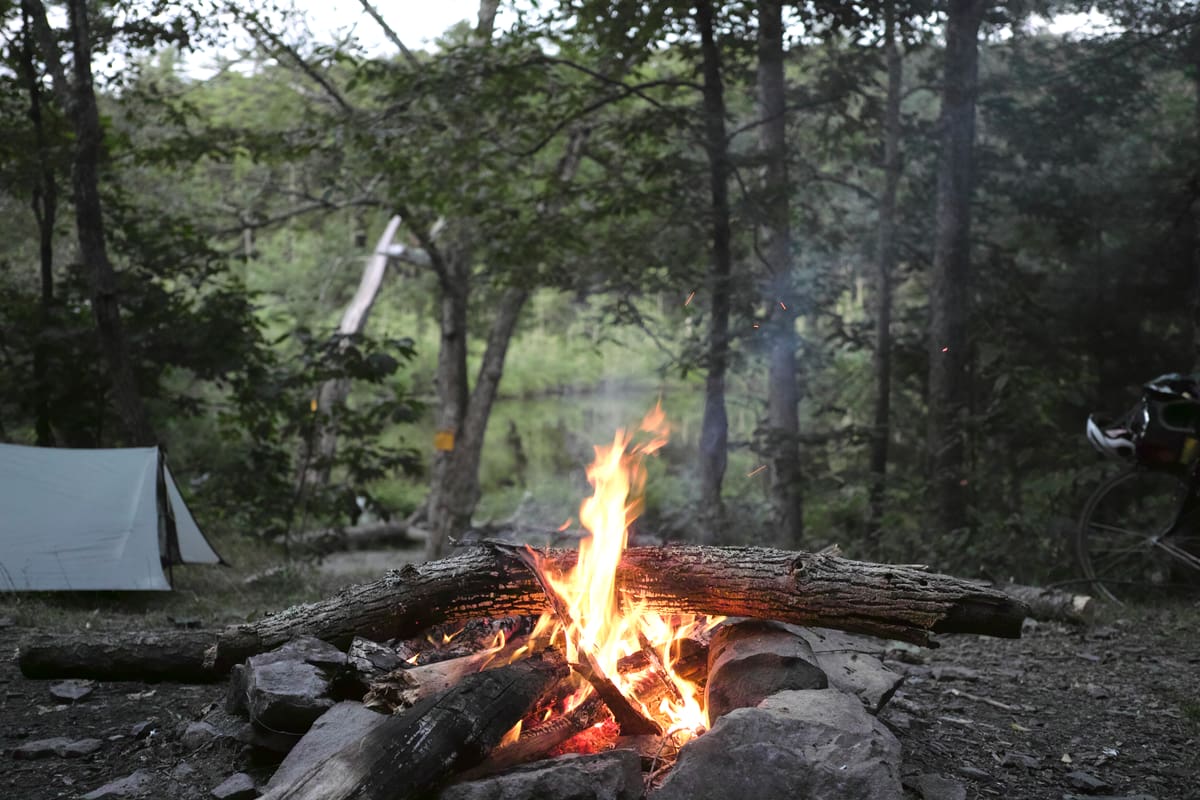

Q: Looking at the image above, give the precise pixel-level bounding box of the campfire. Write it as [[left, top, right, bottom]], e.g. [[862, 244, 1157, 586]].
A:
[[523, 402, 717, 740], [17, 408, 1033, 800]]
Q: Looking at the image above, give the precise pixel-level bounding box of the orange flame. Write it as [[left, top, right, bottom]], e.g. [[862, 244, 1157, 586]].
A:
[[536, 402, 714, 736]]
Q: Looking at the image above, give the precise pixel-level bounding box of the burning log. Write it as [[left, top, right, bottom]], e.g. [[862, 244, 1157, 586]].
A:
[[363, 635, 533, 712], [455, 695, 610, 781], [259, 650, 568, 800], [208, 545, 1026, 673]]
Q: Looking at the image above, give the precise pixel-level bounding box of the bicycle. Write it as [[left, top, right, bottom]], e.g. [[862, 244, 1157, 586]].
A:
[[1077, 373, 1200, 604]]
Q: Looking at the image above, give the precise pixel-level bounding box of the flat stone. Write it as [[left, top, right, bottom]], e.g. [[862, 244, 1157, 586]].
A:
[[793, 628, 903, 713], [82, 770, 155, 799], [244, 654, 335, 735], [49, 679, 95, 702], [271, 636, 348, 670], [958, 765, 992, 781], [172, 762, 197, 780], [1001, 751, 1042, 770], [211, 772, 258, 799], [0, 616, 14, 628], [13, 736, 103, 759], [652, 689, 901, 800], [204, 706, 298, 754], [906, 773, 967, 800], [1066, 770, 1112, 793], [181, 721, 222, 751], [266, 702, 388, 791], [130, 720, 156, 740], [439, 750, 643, 800]]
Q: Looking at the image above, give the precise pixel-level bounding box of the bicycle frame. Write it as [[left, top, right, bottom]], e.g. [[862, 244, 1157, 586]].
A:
[[1151, 463, 1200, 573]]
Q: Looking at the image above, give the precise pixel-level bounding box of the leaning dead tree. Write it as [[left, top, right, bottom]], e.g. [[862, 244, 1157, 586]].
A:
[[18, 544, 1027, 682]]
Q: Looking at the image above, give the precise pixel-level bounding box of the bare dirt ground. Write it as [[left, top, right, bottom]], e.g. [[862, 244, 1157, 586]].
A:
[[2, 601, 1198, 799]]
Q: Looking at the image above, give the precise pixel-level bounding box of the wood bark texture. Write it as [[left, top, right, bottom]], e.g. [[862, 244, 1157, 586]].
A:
[[18, 630, 219, 683], [209, 545, 1027, 673], [259, 652, 567, 800]]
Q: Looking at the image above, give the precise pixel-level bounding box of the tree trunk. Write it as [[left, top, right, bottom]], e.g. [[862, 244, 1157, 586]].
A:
[[259, 652, 568, 800], [867, 0, 903, 551], [696, 0, 734, 526], [1191, 28, 1200, 372], [927, 0, 985, 536], [307, 215, 404, 486], [426, 288, 530, 559], [756, 0, 803, 549], [19, 13, 57, 446], [201, 544, 1026, 673], [66, 0, 156, 446]]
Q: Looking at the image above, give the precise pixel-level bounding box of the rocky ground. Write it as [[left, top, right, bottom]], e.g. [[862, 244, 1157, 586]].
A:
[[2, 602, 1198, 800]]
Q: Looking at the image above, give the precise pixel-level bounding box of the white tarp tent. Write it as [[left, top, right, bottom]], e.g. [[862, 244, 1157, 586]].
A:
[[0, 444, 223, 591]]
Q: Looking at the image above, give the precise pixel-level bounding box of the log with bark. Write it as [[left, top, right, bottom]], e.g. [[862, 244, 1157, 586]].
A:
[[18, 630, 220, 683], [19, 546, 1028, 681], [208, 545, 1027, 672], [999, 583, 1095, 626], [259, 650, 568, 800]]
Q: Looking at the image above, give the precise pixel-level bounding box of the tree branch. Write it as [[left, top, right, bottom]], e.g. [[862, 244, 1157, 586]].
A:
[[356, 0, 421, 68]]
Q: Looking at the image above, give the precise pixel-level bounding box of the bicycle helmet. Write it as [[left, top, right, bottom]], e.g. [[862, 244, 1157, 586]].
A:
[[1086, 413, 1136, 459]]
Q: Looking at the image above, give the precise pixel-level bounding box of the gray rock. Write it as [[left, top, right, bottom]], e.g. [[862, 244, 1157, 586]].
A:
[[793, 628, 903, 713], [652, 689, 901, 800], [1066, 770, 1112, 793], [439, 751, 643, 800], [50, 679, 95, 702], [211, 772, 258, 800], [906, 773, 967, 800], [181, 721, 222, 750], [12, 736, 103, 759], [266, 702, 388, 791], [0, 616, 13, 628], [172, 762, 197, 780], [347, 636, 403, 678], [704, 620, 828, 723], [958, 765, 991, 781], [244, 650, 336, 735], [272, 636, 347, 670], [204, 706, 298, 754], [241, 638, 340, 738], [1000, 751, 1042, 770], [82, 770, 155, 799], [130, 720, 155, 740]]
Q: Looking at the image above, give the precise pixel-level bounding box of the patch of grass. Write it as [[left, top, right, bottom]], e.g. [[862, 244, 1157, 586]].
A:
[[0, 531, 331, 632]]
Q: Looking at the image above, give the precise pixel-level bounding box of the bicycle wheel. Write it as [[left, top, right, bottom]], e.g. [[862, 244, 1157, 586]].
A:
[[1075, 468, 1200, 604]]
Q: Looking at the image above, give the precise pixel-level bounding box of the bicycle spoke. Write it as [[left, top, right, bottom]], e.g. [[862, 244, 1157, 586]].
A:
[[1087, 521, 1155, 542]]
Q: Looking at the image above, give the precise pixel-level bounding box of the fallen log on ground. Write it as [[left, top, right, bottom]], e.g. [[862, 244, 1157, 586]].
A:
[[258, 650, 568, 800], [18, 546, 1028, 681], [209, 545, 1026, 672], [287, 520, 424, 555], [18, 630, 220, 683], [999, 583, 1095, 626]]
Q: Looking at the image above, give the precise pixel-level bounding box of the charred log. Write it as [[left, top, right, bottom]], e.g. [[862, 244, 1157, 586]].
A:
[[259, 650, 568, 800]]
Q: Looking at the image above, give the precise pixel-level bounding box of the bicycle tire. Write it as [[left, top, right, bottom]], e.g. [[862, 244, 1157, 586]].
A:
[[1075, 468, 1200, 604]]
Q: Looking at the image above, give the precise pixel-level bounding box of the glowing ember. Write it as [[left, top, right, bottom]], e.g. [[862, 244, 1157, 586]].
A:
[[533, 403, 717, 737]]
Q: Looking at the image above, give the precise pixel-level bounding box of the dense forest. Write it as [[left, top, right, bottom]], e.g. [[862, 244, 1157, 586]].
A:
[[2, 0, 1198, 584]]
